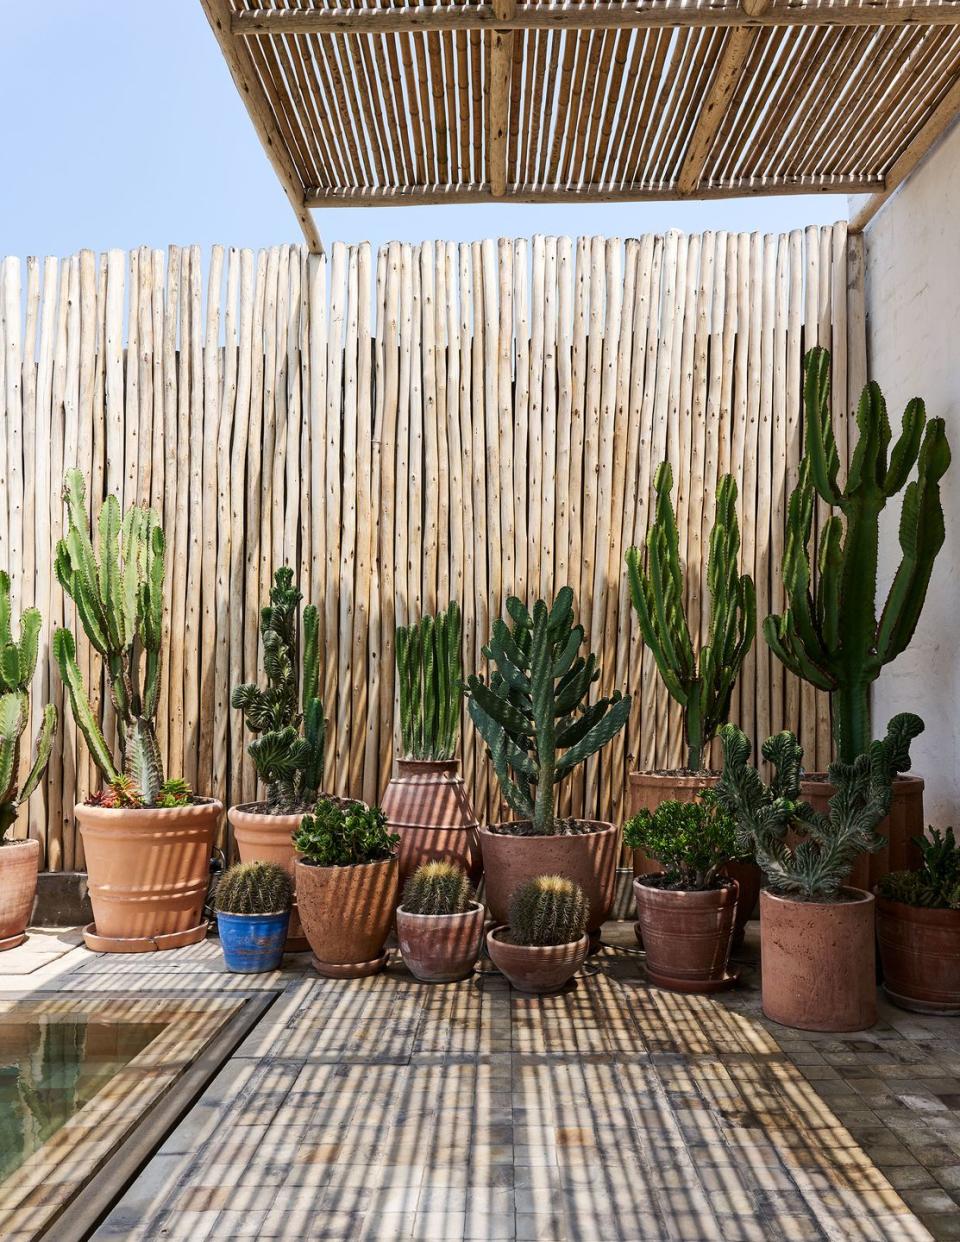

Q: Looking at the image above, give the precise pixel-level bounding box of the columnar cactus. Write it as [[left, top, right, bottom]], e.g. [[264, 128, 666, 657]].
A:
[[401, 860, 474, 915], [396, 602, 462, 761], [232, 568, 326, 814], [214, 861, 293, 914], [509, 875, 589, 946], [465, 588, 631, 835], [52, 471, 166, 804], [765, 348, 950, 764], [626, 463, 755, 772]]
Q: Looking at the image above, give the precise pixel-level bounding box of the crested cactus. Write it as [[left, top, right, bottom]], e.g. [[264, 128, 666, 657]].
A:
[[465, 588, 631, 836], [214, 861, 293, 914], [52, 471, 167, 804], [509, 875, 589, 946], [765, 348, 950, 764], [232, 568, 326, 814], [626, 463, 755, 772], [397, 601, 462, 761], [401, 860, 474, 915]]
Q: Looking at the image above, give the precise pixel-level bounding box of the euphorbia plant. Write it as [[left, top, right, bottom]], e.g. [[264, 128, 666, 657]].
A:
[[396, 601, 462, 761]]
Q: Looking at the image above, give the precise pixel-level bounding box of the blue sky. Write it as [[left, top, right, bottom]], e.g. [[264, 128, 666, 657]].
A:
[[3, 1, 845, 258]]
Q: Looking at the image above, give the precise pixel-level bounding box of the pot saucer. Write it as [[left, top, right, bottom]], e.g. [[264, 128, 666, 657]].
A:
[[311, 949, 388, 978], [82, 920, 209, 953], [0, 932, 27, 951], [882, 984, 960, 1017], [645, 966, 741, 994]]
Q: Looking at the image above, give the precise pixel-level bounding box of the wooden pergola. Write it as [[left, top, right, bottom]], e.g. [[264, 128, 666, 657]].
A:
[[201, 0, 960, 252]]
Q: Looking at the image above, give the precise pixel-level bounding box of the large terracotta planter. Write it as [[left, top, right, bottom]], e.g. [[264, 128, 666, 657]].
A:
[[876, 895, 960, 1015], [0, 839, 40, 950], [801, 774, 923, 889], [633, 877, 739, 992], [381, 759, 481, 884], [396, 900, 485, 983], [295, 854, 397, 977], [629, 771, 718, 877], [228, 804, 308, 951], [479, 821, 618, 940], [78, 799, 221, 952], [759, 887, 877, 1032], [486, 927, 589, 994], [723, 858, 762, 952]]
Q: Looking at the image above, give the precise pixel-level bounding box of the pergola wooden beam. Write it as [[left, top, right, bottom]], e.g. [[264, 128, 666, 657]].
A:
[[489, 0, 517, 197]]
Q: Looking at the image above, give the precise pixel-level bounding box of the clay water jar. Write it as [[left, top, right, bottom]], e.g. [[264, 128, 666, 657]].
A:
[[295, 854, 398, 978], [633, 876, 739, 992], [801, 774, 924, 889], [228, 804, 308, 951], [0, 839, 40, 950], [486, 927, 589, 994], [629, 772, 719, 877], [759, 887, 877, 1032], [876, 896, 960, 1015], [381, 759, 481, 884], [396, 900, 485, 983]]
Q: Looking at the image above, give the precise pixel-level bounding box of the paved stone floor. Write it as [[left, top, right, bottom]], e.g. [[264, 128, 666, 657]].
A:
[[2, 921, 959, 1241]]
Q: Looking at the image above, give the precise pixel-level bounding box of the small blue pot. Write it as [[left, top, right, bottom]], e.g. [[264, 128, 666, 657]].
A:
[[217, 910, 290, 973]]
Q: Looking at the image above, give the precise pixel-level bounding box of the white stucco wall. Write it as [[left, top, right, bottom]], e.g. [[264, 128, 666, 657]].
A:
[[852, 122, 960, 826]]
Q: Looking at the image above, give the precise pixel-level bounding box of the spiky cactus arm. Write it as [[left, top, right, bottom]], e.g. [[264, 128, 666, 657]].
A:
[[396, 602, 463, 762], [52, 630, 119, 786]]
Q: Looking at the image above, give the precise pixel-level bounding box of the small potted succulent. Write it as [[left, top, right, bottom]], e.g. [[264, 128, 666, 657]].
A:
[[876, 827, 960, 1014], [625, 793, 741, 991], [487, 874, 589, 994], [214, 861, 292, 973], [396, 860, 484, 983], [293, 797, 399, 977]]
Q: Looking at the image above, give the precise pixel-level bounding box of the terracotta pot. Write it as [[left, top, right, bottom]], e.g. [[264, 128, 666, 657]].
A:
[[0, 839, 40, 950], [629, 771, 719, 878], [876, 895, 960, 1015], [759, 887, 877, 1032], [633, 877, 739, 992], [228, 803, 308, 951], [77, 799, 221, 951], [478, 821, 618, 938], [381, 759, 481, 884], [295, 854, 397, 977], [801, 774, 923, 889], [723, 859, 762, 952], [486, 927, 589, 994], [396, 900, 485, 983]]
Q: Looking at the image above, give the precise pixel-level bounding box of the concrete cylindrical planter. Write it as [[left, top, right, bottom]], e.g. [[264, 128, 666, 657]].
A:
[[381, 759, 481, 884], [77, 800, 221, 952], [876, 896, 960, 1015], [760, 887, 877, 1032], [628, 772, 719, 878], [295, 855, 398, 978], [228, 804, 308, 951], [396, 900, 485, 983], [217, 910, 291, 973], [633, 878, 739, 992], [486, 927, 589, 994], [801, 774, 924, 889], [0, 839, 40, 951]]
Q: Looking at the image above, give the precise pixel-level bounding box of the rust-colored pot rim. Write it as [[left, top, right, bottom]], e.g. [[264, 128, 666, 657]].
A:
[[397, 900, 484, 923], [629, 769, 719, 783], [633, 876, 738, 902], [801, 772, 924, 792], [487, 926, 590, 953], [761, 885, 874, 909], [228, 802, 305, 820], [480, 819, 615, 841], [875, 893, 960, 926], [76, 797, 223, 823], [394, 757, 460, 775], [0, 839, 40, 855], [295, 854, 398, 874]]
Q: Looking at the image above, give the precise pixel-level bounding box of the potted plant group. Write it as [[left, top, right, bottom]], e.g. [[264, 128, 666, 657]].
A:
[[293, 796, 399, 977], [0, 573, 57, 950], [229, 566, 328, 951], [53, 470, 220, 952], [486, 874, 589, 994], [214, 861, 292, 974], [465, 588, 630, 945], [382, 602, 480, 883], [396, 860, 484, 982], [876, 827, 960, 1014], [626, 793, 741, 991]]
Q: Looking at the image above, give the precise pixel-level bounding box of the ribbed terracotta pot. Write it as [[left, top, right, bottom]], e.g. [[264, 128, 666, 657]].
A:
[[633, 877, 739, 992], [801, 774, 923, 889], [228, 804, 308, 951], [479, 821, 618, 939], [295, 854, 397, 978], [0, 839, 40, 950], [760, 887, 877, 1032], [381, 759, 481, 884], [723, 859, 762, 952], [396, 900, 485, 983], [629, 772, 719, 877], [486, 927, 589, 994], [78, 799, 221, 952], [876, 895, 960, 1015]]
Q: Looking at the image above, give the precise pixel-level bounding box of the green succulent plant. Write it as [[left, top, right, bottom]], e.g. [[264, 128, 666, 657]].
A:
[[509, 875, 589, 946], [397, 602, 462, 761], [214, 861, 293, 914], [623, 792, 738, 890], [877, 827, 960, 910], [401, 860, 474, 915], [293, 797, 398, 868]]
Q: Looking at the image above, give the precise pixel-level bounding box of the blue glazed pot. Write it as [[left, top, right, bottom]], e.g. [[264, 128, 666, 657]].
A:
[[217, 910, 290, 973]]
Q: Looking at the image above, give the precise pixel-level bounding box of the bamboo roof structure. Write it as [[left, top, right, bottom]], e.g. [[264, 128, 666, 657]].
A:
[[201, 0, 960, 250]]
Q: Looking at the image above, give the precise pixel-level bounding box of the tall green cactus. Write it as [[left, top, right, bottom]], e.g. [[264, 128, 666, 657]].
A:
[[465, 588, 631, 835], [0, 573, 57, 838], [625, 463, 756, 771], [232, 567, 326, 813], [765, 348, 951, 764], [52, 471, 166, 804], [396, 602, 462, 761]]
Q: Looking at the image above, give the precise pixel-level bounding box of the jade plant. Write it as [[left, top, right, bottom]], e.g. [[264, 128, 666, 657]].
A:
[[623, 792, 738, 891], [396, 601, 462, 761], [401, 860, 474, 915], [465, 588, 630, 836], [765, 348, 950, 764], [509, 875, 589, 946], [877, 828, 960, 910], [214, 861, 293, 915], [626, 464, 755, 772], [232, 567, 326, 814], [293, 797, 398, 867]]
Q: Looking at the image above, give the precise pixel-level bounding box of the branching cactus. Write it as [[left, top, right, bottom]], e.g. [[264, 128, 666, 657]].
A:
[[52, 471, 167, 804], [765, 348, 950, 764], [214, 861, 293, 914], [232, 568, 326, 814], [401, 861, 474, 915], [509, 875, 589, 946], [465, 588, 631, 835], [626, 463, 755, 772], [396, 602, 462, 761]]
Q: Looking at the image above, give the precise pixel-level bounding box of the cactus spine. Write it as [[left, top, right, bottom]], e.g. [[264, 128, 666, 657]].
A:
[[765, 348, 950, 764], [626, 463, 755, 772], [214, 861, 293, 914], [402, 861, 474, 915], [396, 602, 462, 761], [509, 875, 589, 946]]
